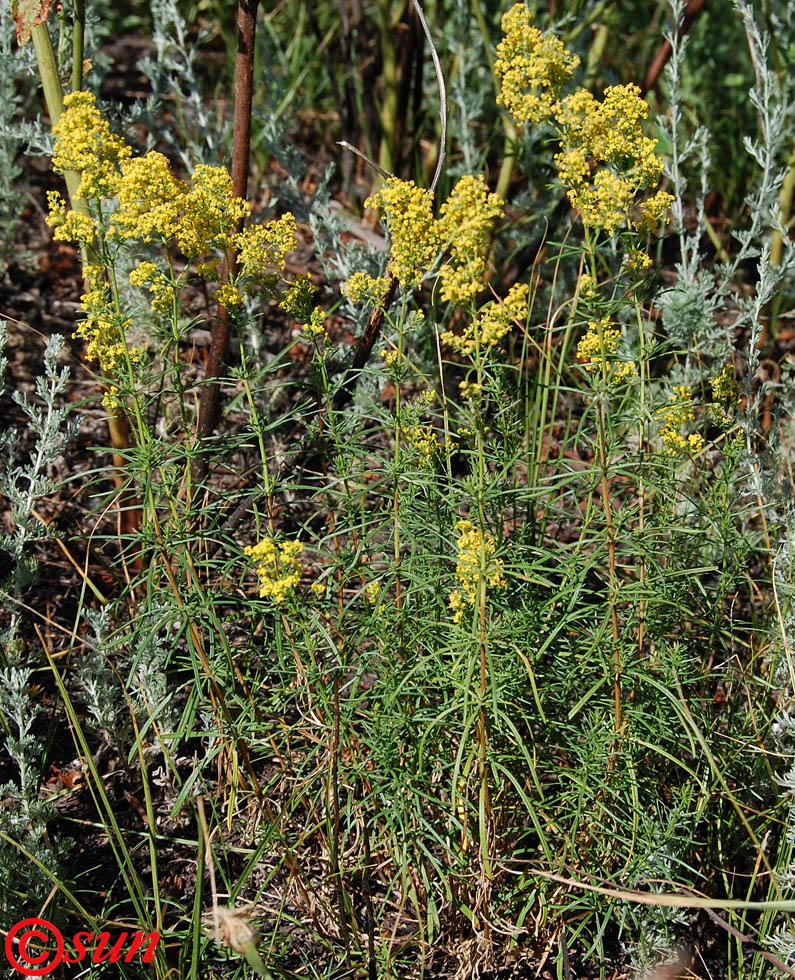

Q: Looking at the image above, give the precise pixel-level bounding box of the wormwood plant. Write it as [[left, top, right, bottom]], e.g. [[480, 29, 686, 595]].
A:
[[4, 0, 795, 978], [0, 327, 76, 925]]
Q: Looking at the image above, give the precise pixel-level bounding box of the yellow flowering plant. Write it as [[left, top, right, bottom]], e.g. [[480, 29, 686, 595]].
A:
[[14, 0, 790, 975], [244, 537, 304, 604], [45, 91, 314, 427]]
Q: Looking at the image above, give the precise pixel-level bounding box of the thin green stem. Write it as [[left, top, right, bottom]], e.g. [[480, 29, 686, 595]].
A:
[[72, 0, 85, 92]]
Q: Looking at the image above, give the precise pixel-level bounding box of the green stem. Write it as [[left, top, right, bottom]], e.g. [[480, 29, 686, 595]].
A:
[[377, 0, 404, 174], [393, 294, 407, 619], [72, 0, 85, 92], [473, 321, 492, 887]]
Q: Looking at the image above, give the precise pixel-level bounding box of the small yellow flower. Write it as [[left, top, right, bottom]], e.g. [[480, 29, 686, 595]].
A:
[[236, 213, 297, 284], [459, 380, 482, 400], [279, 275, 316, 319], [658, 386, 701, 456], [305, 306, 327, 338], [576, 318, 637, 383], [74, 275, 144, 373], [709, 364, 740, 428], [442, 282, 529, 356], [402, 425, 444, 467], [177, 164, 250, 259], [51, 90, 131, 200], [710, 364, 740, 405], [194, 259, 220, 279], [45, 191, 95, 243], [364, 580, 380, 604], [129, 261, 174, 314], [495, 4, 580, 125], [245, 537, 304, 603], [215, 283, 243, 309], [448, 520, 506, 624], [111, 151, 186, 243], [577, 273, 599, 303], [637, 190, 674, 234], [342, 271, 390, 304], [102, 385, 122, 412], [437, 174, 504, 305], [553, 83, 669, 236], [382, 348, 401, 367], [365, 177, 441, 288], [626, 249, 653, 274], [659, 385, 695, 427]]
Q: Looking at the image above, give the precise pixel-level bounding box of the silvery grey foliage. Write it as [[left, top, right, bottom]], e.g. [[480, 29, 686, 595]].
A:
[[659, 0, 795, 385], [644, 4, 795, 971], [442, 3, 491, 179], [136, 0, 228, 168], [657, 2, 723, 362], [251, 27, 306, 184], [0, 332, 79, 651], [0, 326, 61, 920], [75, 604, 181, 755], [0, 0, 39, 275], [78, 607, 131, 748], [1, 335, 78, 560], [0, 667, 63, 922]]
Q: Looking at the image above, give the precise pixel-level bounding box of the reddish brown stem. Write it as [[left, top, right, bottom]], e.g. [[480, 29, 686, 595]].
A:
[[195, 0, 259, 480]]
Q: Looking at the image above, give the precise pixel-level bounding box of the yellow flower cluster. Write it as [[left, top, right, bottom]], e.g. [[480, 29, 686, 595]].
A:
[[402, 424, 445, 467], [111, 151, 185, 242], [244, 538, 303, 603], [236, 214, 298, 285], [448, 520, 506, 624], [113, 154, 251, 258], [382, 348, 401, 367], [75, 266, 143, 372], [710, 365, 740, 405], [494, 3, 580, 125], [441, 283, 529, 356], [658, 385, 704, 455], [215, 283, 243, 309], [494, 8, 672, 237], [576, 318, 637, 382], [365, 178, 441, 288], [362, 174, 504, 301], [708, 364, 739, 429], [342, 271, 391, 304], [182, 165, 250, 258], [661, 430, 705, 455], [459, 380, 483, 400], [46, 192, 95, 243], [577, 273, 599, 303], [437, 174, 504, 305], [51, 91, 131, 200], [304, 306, 327, 338], [46, 92, 299, 286], [625, 249, 653, 274], [554, 84, 672, 236], [279, 274, 316, 319], [129, 261, 174, 314]]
